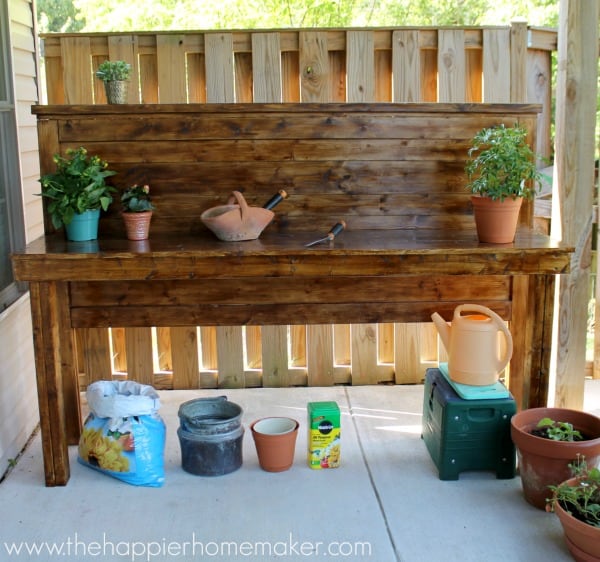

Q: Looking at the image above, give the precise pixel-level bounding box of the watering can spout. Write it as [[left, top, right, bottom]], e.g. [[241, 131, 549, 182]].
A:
[[431, 312, 450, 351]]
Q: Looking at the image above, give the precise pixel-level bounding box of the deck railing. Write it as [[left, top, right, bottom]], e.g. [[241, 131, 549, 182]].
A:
[[40, 24, 559, 389]]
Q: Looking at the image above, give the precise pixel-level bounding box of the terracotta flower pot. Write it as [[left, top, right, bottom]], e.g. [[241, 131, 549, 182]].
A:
[[251, 417, 299, 472], [122, 211, 153, 241], [471, 195, 523, 244], [553, 477, 600, 562], [511, 407, 600, 510]]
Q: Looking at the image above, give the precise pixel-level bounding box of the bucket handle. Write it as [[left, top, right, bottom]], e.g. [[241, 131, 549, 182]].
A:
[[192, 395, 227, 404]]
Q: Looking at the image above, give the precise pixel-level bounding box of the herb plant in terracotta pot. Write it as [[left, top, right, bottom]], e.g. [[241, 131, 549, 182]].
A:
[[465, 124, 545, 244], [511, 407, 600, 510], [121, 184, 155, 241], [39, 147, 117, 241], [547, 455, 600, 561]]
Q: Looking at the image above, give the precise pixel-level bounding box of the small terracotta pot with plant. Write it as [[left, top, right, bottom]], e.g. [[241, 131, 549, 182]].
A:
[[547, 455, 600, 561], [465, 124, 546, 243], [121, 184, 155, 241]]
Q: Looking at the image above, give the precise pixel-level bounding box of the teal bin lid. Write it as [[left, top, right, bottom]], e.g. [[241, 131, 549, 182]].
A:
[[438, 363, 510, 400]]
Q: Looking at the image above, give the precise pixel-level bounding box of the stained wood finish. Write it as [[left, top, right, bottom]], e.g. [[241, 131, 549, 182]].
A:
[[13, 103, 572, 485], [33, 103, 541, 235]]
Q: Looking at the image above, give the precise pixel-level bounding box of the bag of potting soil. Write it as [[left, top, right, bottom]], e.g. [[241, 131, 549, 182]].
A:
[[78, 380, 166, 487]]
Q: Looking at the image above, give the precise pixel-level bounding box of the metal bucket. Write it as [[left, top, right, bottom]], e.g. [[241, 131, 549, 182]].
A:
[[177, 396, 244, 476]]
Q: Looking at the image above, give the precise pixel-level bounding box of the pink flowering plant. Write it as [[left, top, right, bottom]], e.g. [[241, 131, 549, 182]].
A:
[[121, 184, 155, 213]]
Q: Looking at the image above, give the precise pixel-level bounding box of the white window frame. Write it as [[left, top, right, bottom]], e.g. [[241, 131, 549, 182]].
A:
[[0, 0, 27, 311]]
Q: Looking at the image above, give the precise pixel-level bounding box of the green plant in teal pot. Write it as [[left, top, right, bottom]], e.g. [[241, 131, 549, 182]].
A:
[[39, 147, 117, 229]]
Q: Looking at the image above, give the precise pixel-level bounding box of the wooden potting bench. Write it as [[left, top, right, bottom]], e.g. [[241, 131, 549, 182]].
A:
[[12, 102, 571, 485]]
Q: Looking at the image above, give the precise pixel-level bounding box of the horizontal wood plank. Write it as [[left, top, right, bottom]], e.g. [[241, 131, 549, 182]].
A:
[[70, 301, 513, 328], [69, 276, 511, 306]]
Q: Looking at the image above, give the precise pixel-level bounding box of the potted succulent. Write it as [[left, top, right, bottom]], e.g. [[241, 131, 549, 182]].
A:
[[465, 123, 545, 243], [39, 147, 117, 241], [121, 184, 155, 240], [547, 455, 600, 561], [96, 60, 132, 104], [511, 407, 600, 510]]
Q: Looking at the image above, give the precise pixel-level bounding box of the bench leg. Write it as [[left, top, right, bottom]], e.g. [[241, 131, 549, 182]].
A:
[[29, 282, 81, 486], [510, 275, 554, 410]]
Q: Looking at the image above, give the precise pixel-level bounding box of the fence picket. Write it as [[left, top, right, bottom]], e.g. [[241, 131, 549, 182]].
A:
[[346, 30, 375, 102], [156, 34, 187, 103], [483, 29, 511, 102], [392, 30, 420, 102], [438, 29, 466, 102], [252, 32, 282, 102], [205, 33, 235, 102]]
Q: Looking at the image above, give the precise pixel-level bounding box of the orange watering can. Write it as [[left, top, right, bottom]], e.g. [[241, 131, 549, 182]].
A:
[[431, 304, 513, 386]]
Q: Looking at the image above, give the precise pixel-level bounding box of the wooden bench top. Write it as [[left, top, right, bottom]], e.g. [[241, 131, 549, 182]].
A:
[[14, 229, 570, 281]]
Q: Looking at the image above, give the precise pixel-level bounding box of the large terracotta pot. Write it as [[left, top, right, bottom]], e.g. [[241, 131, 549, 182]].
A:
[[553, 477, 600, 562], [511, 407, 600, 510], [471, 195, 523, 244]]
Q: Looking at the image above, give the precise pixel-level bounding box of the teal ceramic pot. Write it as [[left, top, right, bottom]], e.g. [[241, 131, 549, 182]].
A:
[[65, 209, 100, 241]]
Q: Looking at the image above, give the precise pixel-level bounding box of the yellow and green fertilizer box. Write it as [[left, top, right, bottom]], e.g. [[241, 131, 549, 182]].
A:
[[307, 401, 340, 469]]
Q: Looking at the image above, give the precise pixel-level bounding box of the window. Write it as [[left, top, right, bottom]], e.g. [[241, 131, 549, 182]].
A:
[[0, 1, 26, 311]]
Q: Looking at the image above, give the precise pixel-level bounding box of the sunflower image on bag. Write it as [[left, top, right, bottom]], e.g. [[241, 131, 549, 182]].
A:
[[79, 418, 133, 472], [78, 381, 166, 487]]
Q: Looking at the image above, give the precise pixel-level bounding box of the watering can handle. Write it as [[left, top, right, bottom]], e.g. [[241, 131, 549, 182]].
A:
[[455, 304, 513, 372]]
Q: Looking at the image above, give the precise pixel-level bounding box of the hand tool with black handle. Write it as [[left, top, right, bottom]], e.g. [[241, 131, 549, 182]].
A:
[[304, 221, 346, 247]]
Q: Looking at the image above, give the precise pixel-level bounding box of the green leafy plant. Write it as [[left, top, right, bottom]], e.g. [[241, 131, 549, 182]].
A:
[[39, 147, 117, 228], [121, 184, 155, 213], [95, 60, 132, 82], [547, 455, 600, 527], [535, 417, 583, 442], [465, 124, 546, 201]]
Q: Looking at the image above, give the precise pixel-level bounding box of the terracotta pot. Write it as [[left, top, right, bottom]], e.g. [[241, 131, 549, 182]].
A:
[[201, 191, 274, 241], [554, 477, 600, 561], [511, 407, 600, 510], [250, 417, 299, 472], [471, 195, 523, 244], [122, 211, 152, 241]]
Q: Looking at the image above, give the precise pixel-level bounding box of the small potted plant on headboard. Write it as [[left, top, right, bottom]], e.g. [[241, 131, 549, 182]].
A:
[[96, 60, 132, 104], [465, 123, 545, 244]]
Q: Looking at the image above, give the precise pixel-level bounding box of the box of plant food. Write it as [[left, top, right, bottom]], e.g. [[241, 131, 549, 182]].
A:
[[307, 401, 340, 469]]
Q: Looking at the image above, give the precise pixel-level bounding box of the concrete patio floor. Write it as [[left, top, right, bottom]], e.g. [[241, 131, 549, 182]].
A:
[[1, 380, 599, 562]]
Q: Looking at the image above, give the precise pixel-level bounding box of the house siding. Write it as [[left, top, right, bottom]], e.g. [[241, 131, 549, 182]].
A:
[[0, 0, 40, 477]]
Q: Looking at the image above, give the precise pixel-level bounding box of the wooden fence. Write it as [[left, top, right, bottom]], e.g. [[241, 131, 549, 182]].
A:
[[40, 24, 558, 389]]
